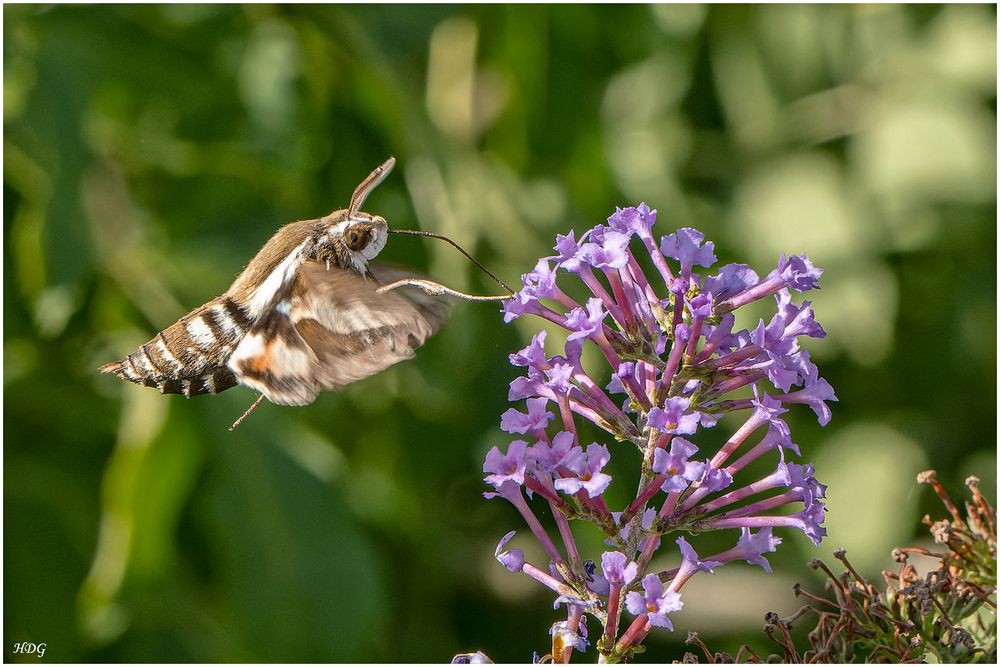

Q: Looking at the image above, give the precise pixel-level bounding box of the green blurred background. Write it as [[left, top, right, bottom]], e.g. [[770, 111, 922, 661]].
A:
[[4, 4, 996, 662]]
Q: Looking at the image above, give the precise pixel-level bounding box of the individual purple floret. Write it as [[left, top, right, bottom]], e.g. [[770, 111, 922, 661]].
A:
[[470, 204, 836, 663], [651, 438, 705, 492], [495, 531, 526, 573], [500, 397, 556, 435], [601, 552, 638, 588], [553, 444, 613, 498], [711, 527, 783, 572], [624, 574, 683, 629]]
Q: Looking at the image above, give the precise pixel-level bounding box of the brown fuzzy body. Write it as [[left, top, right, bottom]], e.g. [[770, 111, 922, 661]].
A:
[[98, 295, 251, 397]]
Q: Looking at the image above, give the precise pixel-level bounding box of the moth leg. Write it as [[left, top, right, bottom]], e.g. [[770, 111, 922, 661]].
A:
[[376, 278, 512, 302], [229, 394, 266, 431]]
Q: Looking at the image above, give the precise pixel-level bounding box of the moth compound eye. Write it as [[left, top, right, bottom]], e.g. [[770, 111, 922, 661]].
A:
[[345, 225, 370, 252]]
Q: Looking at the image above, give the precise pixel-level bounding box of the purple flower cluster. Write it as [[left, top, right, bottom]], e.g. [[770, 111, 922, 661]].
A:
[[478, 205, 836, 663]]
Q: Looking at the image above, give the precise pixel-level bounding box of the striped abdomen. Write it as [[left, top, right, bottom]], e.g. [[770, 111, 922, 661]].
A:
[[100, 297, 252, 397]]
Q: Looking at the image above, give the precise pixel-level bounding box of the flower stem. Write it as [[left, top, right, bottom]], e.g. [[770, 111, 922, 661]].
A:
[[558, 605, 584, 664], [552, 502, 581, 566], [708, 414, 767, 469], [635, 533, 661, 576], [717, 276, 784, 312], [601, 583, 624, 652], [657, 329, 687, 398], [614, 614, 651, 660], [523, 562, 576, 597], [620, 475, 666, 525], [505, 486, 566, 566], [580, 267, 628, 330], [605, 269, 638, 333]]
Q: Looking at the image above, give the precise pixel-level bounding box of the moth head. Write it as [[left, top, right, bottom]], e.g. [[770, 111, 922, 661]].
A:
[[309, 158, 397, 273], [329, 157, 394, 272], [311, 211, 389, 273], [340, 213, 388, 263]]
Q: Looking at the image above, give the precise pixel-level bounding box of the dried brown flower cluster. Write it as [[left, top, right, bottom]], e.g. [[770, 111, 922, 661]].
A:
[[682, 472, 996, 664]]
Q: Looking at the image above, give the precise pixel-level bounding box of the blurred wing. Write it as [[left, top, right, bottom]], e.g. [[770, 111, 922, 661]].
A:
[[294, 262, 449, 392], [228, 261, 449, 406], [368, 262, 450, 330]]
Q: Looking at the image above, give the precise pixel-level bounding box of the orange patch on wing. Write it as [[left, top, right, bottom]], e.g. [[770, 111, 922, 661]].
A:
[[248, 343, 275, 374]]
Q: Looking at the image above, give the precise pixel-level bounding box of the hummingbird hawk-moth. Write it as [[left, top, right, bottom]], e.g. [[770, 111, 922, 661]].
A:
[[100, 157, 511, 429]]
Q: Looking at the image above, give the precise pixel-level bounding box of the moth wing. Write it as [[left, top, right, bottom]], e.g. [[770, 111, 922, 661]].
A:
[[228, 261, 449, 406], [290, 261, 449, 393], [368, 262, 451, 332], [227, 271, 324, 406]]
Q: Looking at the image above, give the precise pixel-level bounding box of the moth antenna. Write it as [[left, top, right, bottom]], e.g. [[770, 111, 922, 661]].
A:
[[229, 394, 266, 431], [377, 278, 512, 302], [387, 229, 515, 295], [349, 157, 396, 216]]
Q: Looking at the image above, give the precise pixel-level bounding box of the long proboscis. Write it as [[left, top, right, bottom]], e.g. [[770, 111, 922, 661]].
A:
[[381, 228, 515, 301]]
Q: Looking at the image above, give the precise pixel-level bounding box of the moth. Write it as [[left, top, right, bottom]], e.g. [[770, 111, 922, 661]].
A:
[[100, 158, 511, 429]]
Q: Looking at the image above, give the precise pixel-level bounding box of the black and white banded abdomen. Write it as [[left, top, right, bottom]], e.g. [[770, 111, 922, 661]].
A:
[[100, 297, 251, 398]]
